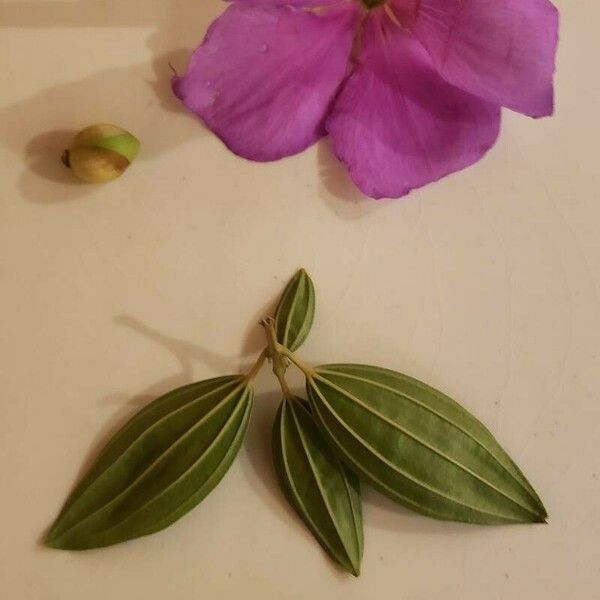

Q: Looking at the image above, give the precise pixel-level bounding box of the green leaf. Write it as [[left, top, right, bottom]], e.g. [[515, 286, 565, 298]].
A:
[[46, 376, 253, 549], [272, 397, 363, 576], [274, 268, 315, 352], [306, 364, 547, 525]]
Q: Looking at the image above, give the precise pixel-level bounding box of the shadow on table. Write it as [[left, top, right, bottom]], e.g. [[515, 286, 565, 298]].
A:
[[317, 138, 388, 220], [41, 287, 280, 531]]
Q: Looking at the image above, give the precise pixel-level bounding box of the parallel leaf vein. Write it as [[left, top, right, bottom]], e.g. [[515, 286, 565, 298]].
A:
[[316, 368, 540, 510], [278, 404, 342, 562], [283, 279, 302, 348], [52, 380, 248, 542], [289, 402, 354, 563], [308, 393, 523, 524], [61, 377, 241, 514], [314, 374, 537, 517], [151, 397, 253, 533], [97, 388, 252, 538], [309, 382, 528, 522]]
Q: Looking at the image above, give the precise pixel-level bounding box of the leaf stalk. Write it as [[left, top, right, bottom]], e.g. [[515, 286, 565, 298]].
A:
[[244, 348, 268, 383]]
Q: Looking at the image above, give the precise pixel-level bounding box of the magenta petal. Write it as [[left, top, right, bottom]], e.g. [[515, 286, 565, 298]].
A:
[[326, 14, 501, 200], [173, 3, 359, 161], [230, 0, 345, 5], [412, 0, 559, 117]]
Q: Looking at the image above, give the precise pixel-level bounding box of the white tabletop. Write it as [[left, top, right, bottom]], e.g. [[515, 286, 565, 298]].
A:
[[1, 1, 598, 598]]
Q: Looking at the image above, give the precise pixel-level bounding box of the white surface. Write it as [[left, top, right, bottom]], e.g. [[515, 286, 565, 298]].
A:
[[1, 1, 599, 598]]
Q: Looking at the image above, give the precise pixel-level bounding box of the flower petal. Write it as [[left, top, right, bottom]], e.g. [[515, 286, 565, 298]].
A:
[[411, 0, 559, 117], [325, 12, 501, 200], [173, 3, 359, 161], [230, 0, 344, 6]]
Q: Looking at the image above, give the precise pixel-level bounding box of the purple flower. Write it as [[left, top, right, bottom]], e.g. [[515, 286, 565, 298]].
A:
[[173, 0, 559, 199]]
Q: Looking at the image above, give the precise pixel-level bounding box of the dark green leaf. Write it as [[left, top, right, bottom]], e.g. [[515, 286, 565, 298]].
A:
[[273, 397, 363, 575], [307, 364, 547, 525], [274, 268, 315, 352], [46, 376, 253, 549]]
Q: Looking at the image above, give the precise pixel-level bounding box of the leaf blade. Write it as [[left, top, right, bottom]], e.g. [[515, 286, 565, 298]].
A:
[[274, 269, 315, 352], [307, 364, 546, 525], [272, 397, 363, 575], [317, 364, 542, 505], [47, 376, 253, 549]]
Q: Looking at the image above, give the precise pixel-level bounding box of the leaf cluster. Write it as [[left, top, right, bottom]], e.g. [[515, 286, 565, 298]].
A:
[[46, 270, 546, 576]]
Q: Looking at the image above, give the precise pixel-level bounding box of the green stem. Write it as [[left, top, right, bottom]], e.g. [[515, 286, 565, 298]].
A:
[[259, 316, 315, 381], [259, 317, 288, 398], [274, 370, 294, 400], [277, 345, 315, 380], [244, 348, 268, 383]]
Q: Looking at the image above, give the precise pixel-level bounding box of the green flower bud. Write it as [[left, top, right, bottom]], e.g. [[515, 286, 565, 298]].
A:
[[62, 124, 140, 183]]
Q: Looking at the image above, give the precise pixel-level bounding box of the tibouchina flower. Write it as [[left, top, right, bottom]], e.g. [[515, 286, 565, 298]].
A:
[[173, 0, 559, 199]]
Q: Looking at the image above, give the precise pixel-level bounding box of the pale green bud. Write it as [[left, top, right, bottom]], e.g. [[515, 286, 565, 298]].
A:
[[62, 124, 140, 183]]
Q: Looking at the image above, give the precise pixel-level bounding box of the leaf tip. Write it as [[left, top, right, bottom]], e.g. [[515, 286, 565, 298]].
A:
[[298, 268, 313, 284], [43, 522, 73, 550], [337, 553, 361, 577], [534, 501, 548, 523], [43, 530, 62, 550]]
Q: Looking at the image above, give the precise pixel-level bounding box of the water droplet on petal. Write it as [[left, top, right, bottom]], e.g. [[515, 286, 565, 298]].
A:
[[205, 80, 212, 88], [260, 43, 269, 53]]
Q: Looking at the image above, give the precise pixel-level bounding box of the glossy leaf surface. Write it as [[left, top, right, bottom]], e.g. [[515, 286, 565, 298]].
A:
[[47, 376, 253, 549], [273, 397, 363, 575], [307, 364, 546, 525], [274, 268, 315, 352]]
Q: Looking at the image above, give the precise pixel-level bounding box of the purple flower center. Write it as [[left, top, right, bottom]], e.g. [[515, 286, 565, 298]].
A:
[[359, 0, 420, 29], [361, 0, 386, 8]]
